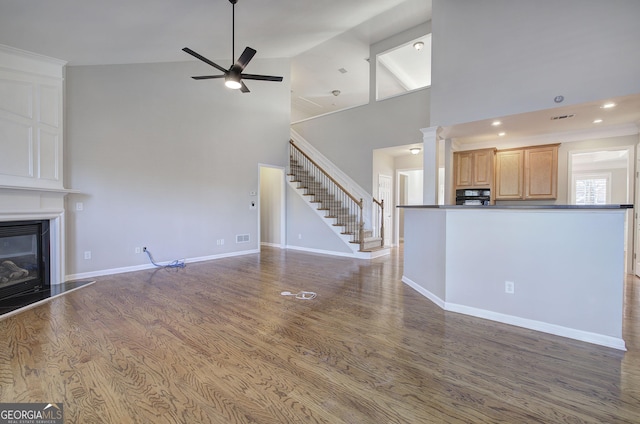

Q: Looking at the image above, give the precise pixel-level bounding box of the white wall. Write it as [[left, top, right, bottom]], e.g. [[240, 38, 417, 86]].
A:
[[65, 59, 291, 276], [292, 89, 429, 194], [431, 0, 640, 127]]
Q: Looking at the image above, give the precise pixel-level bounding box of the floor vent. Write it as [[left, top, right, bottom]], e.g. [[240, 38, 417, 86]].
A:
[[236, 234, 250, 243]]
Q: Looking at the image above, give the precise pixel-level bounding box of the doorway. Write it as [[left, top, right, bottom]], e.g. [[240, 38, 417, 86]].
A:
[[396, 169, 423, 245], [567, 146, 633, 273], [259, 165, 286, 249]]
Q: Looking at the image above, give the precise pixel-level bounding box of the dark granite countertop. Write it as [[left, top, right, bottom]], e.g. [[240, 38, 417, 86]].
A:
[[397, 204, 633, 209]]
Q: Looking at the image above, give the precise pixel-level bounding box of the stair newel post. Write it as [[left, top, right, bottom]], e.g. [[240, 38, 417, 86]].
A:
[[380, 199, 384, 248], [358, 198, 364, 252]]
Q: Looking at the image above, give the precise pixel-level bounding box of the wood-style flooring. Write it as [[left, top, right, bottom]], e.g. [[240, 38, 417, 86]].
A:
[[1, 247, 639, 423]]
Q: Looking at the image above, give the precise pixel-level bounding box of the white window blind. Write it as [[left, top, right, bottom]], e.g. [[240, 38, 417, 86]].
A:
[[575, 176, 609, 205]]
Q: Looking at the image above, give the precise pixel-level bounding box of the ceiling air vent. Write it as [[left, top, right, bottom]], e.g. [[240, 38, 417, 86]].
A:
[[550, 113, 575, 121]]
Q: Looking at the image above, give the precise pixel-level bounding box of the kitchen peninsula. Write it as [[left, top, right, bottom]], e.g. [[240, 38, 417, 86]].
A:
[[399, 204, 631, 350]]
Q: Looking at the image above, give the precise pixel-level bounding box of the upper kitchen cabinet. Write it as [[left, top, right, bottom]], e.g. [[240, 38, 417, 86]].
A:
[[495, 149, 524, 199], [524, 144, 559, 199], [454, 148, 495, 189], [495, 144, 559, 200]]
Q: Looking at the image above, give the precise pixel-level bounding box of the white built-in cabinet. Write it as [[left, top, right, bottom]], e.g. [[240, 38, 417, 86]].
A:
[[0, 44, 66, 189]]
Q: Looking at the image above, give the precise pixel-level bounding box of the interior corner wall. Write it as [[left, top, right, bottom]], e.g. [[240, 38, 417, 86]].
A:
[[291, 88, 429, 194], [64, 59, 290, 276], [431, 0, 640, 127], [369, 21, 432, 104]]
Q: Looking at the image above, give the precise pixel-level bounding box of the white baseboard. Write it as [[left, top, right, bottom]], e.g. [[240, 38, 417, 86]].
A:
[[401, 275, 627, 351], [402, 276, 446, 309], [285, 244, 359, 258], [65, 249, 260, 282]]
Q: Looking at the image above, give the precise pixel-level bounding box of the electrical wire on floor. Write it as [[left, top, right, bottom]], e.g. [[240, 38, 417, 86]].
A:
[[280, 291, 317, 300], [143, 247, 186, 269]]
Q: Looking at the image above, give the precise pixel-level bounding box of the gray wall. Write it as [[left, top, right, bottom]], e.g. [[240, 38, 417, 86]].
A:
[[65, 59, 290, 276], [291, 88, 429, 194], [285, 185, 353, 254], [431, 0, 640, 126]]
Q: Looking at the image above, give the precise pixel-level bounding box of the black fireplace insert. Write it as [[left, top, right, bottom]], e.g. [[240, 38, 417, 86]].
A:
[[0, 220, 50, 301]]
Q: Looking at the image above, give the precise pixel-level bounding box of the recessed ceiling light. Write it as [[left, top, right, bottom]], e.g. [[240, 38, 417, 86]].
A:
[[491, 121, 501, 127], [593, 119, 603, 124], [413, 41, 424, 51], [601, 102, 616, 109], [498, 132, 506, 137]]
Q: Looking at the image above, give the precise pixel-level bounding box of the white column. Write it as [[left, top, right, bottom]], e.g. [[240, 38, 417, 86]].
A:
[[421, 126, 441, 205]]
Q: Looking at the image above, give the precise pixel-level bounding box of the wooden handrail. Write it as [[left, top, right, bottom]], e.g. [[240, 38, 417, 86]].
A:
[[290, 140, 362, 207]]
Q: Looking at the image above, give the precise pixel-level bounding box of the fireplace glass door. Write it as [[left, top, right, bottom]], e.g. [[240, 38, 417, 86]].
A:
[[0, 221, 50, 300]]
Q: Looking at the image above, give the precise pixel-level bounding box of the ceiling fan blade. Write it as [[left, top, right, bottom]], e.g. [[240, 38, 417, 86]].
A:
[[236, 47, 256, 71], [241, 73, 284, 82], [191, 75, 226, 80], [182, 47, 228, 74], [240, 81, 250, 93]]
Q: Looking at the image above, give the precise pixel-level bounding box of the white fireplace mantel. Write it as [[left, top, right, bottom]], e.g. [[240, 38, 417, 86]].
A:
[[0, 44, 71, 285]]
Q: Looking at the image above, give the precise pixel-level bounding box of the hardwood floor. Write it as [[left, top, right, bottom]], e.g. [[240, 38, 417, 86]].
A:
[[1, 247, 639, 423]]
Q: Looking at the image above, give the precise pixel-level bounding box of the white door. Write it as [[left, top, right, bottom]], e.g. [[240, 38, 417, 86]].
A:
[[378, 175, 392, 246]]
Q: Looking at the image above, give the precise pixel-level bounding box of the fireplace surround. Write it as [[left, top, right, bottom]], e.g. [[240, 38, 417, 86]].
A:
[[0, 45, 71, 300]]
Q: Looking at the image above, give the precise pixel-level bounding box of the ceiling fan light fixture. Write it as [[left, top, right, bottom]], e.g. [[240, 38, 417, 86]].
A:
[[225, 74, 242, 89]]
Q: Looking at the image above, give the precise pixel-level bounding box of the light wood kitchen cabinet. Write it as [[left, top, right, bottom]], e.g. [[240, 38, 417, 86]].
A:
[[524, 144, 558, 199], [495, 149, 524, 199], [495, 144, 559, 200], [454, 148, 495, 189]]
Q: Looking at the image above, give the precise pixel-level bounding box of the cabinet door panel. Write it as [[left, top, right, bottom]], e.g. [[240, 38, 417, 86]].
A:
[[454, 152, 473, 187], [495, 150, 523, 199], [473, 150, 493, 186], [525, 146, 558, 199]]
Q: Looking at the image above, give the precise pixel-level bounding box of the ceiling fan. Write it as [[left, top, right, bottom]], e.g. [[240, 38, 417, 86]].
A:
[[182, 0, 283, 93]]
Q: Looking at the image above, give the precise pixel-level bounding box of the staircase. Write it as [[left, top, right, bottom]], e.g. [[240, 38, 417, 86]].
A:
[[289, 140, 386, 255]]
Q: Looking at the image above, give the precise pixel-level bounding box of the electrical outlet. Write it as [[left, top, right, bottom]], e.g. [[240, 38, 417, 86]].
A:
[[84, 251, 92, 260], [250, 201, 257, 210], [298, 233, 302, 239], [505, 281, 515, 294], [76, 202, 84, 211], [135, 247, 141, 254]]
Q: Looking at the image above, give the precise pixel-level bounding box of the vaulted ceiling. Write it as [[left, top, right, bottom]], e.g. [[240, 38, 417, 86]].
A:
[[0, 0, 430, 120]]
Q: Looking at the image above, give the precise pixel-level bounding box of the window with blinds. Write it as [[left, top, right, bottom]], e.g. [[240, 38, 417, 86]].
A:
[[574, 174, 610, 205]]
